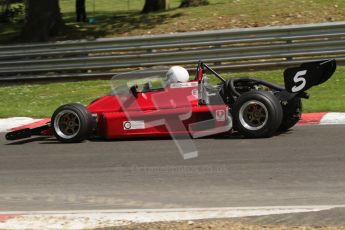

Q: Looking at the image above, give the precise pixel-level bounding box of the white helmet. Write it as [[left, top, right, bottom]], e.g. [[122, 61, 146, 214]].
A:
[[166, 66, 189, 84]]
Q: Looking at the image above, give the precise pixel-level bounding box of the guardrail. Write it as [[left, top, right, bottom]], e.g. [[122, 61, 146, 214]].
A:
[[1, 21, 345, 81]]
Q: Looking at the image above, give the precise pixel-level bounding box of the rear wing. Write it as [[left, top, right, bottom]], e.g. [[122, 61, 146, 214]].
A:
[[284, 59, 336, 93]]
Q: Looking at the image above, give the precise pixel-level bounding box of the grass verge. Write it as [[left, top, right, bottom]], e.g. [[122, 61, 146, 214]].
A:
[[1, 0, 345, 43], [0, 66, 344, 118]]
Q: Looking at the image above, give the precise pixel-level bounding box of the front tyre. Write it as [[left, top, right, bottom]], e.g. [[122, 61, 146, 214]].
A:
[[52, 103, 93, 143], [233, 91, 283, 138]]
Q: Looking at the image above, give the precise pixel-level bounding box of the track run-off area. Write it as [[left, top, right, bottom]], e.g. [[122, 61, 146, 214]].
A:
[[0, 124, 345, 212]]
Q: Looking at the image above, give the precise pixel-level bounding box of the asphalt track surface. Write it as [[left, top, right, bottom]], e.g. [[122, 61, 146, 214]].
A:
[[0, 125, 345, 212]]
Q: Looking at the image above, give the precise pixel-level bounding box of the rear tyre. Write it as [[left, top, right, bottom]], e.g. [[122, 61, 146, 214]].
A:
[[233, 91, 283, 138], [52, 103, 93, 143], [279, 97, 302, 132]]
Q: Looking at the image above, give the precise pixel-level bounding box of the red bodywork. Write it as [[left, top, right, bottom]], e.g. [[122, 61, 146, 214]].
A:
[[12, 81, 231, 139], [88, 81, 230, 139]]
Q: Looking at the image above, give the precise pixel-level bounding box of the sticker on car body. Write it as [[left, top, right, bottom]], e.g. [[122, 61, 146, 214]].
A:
[[215, 110, 226, 121], [170, 82, 198, 88], [123, 121, 145, 130], [192, 89, 198, 98]]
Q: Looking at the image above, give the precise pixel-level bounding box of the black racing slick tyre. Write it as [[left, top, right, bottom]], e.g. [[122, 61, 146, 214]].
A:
[[279, 97, 302, 132], [51, 103, 94, 143], [233, 91, 283, 138]]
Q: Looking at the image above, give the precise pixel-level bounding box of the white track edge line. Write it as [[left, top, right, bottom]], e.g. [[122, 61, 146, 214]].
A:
[[1, 205, 345, 215]]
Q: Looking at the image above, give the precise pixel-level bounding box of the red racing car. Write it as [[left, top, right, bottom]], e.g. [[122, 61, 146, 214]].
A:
[[6, 60, 336, 142]]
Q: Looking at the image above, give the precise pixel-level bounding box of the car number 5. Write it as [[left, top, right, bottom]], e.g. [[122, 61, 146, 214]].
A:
[[292, 70, 307, 93]]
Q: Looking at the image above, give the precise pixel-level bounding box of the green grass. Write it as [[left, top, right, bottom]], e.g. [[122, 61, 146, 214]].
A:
[[1, 66, 344, 118], [2, 0, 345, 42], [59, 0, 183, 13], [0, 80, 111, 118]]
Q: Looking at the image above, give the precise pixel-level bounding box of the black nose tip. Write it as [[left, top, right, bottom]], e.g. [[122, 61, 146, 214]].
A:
[[6, 129, 31, 141]]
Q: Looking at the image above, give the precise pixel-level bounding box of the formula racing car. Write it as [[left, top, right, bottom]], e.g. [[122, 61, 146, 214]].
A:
[[6, 59, 336, 142]]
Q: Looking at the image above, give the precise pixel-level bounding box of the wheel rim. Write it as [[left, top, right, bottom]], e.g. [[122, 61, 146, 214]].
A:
[[239, 100, 269, 131], [54, 110, 81, 139]]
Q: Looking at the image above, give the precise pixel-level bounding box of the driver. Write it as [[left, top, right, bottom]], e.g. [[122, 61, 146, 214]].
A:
[[165, 66, 190, 84], [143, 66, 190, 92]]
